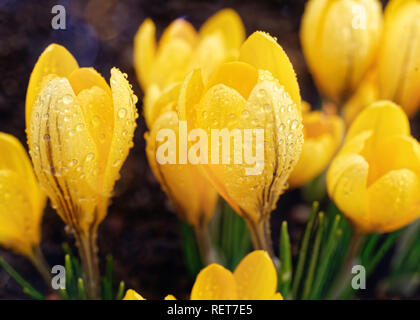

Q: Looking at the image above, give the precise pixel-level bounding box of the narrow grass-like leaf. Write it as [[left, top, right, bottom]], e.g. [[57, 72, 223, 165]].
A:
[[77, 277, 87, 300], [0, 257, 44, 300], [278, 221, 292, 298], [64, 254, 75, 299], [310, 215, 342, 299], [302, 212, 325, 299], [291, 201, 319, 298], [116, 281, 125, 300]]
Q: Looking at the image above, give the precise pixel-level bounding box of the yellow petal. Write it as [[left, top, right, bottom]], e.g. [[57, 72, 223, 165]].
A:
[[151, 38, 193, 89], [102, 68, 138, 218], [270, 292, 284, 300], [205, 61, 258, 100], [199, 8, 245, 51], [0, 132, 45, 214], [346, 100, 409, 143], [196, 79, 303, 222], [76, 85, 114, 176], [177, 69, 205, 125], [342, 73, 378, 126], [300, 0, 382, 103], [26, 44, 79, 128], [378, 1, 420, 116], [28, 77, 100, 232], [144, 82, 181, 128], [187, 32, 228, 82], [239, 31, 301, 110], [289, 112, 344, 188], [160, 18, 197, 49], [0, 170, 42, 258], [67, 67, 111, 96], [233, 250, 277, 300], [134, 18, 156, 89], [367, 169, 420, 233], [191, 264, 238, 300], [123, 289, 145, 300], [145, 111, 218, 226], [327, 153, 369, 229], [164, 294, 177, 300]]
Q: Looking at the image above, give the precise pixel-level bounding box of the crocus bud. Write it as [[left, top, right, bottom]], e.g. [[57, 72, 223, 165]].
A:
[[377, 0, 420, 117], [0, 133, 46, 259], [327, 100, 420, 233], [177, 32, 303, 258], [300, 0, 382, 104], [289, 104, 344, 188], [26, 44, 138, 299]]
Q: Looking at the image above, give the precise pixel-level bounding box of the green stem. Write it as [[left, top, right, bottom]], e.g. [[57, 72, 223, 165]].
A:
[[75, 230, 100, 300], [194, 223, 220, 265], [30, 245, 52, 287], [329, 231, 364, 299], [245, 215, 278, 267]]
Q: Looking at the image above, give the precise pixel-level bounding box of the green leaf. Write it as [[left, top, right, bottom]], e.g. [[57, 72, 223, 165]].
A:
[[310, 214, 342, 299], [291, 201, 319, 298], [0, 256, 44, 300], [302, 212, 325, 299], [278, 221, 292, 298], [116, 281, 125, 300], [77, 278, 87, 300]]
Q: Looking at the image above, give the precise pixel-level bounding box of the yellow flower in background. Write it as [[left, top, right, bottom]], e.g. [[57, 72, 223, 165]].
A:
[[327, 101, 420, 233], [145, 111, 219, 230], [177, 31, 303, 258], [342, 71, 378, 126], [0, 133, 45, 259], [191, 250, 282, 300], [300, 0, 382, 104], [124, 251, 283, 300], [123, 289, 175, 300], [135, 9, 245, 127], [26, 43, 138, 298], [288, 103, 344, 188], [376, 0, 420, 117]]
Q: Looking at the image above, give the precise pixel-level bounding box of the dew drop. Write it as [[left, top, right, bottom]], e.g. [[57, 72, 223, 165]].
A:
[[85, 153, 95, 162], [118, 108, 127, 119], [63, 94, 73, 105]]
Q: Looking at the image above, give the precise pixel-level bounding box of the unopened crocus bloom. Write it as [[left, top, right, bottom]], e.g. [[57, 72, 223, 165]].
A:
[[145, 109, 219, 264], [0, 133, 50, 282], [175, 31, 303, 259], [342, 71, 378, 125], [300, 0, 382, 104], [289, 103, 344, 188], [376, 0, 420, 117], [327, 101, 420, 233], [124, 250, 283, 300], [26, 44, 138, 298], [134, 8, 245, 127]]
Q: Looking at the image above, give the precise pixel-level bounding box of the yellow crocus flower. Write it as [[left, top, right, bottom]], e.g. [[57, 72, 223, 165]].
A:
[[342, 71, 378, 125], [289, 104, 344, 188], [124, 250, 283, 300], [145, 111, 219, 226], [327, 100, 420, 233], [134, 8, 245, 127], [144, 83, 219, 264], [26, 44, 138, 298], [377, 0, 420, 117], [0, 133, 52, 282], [175, 31, 303, 258], [300, 0, 383, 104]]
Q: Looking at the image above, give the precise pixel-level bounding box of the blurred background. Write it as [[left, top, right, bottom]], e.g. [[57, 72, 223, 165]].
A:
[[0, 0, 398, 299]]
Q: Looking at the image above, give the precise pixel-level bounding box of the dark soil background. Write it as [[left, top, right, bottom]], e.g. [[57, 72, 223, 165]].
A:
[[0, 0, 400, 300]]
